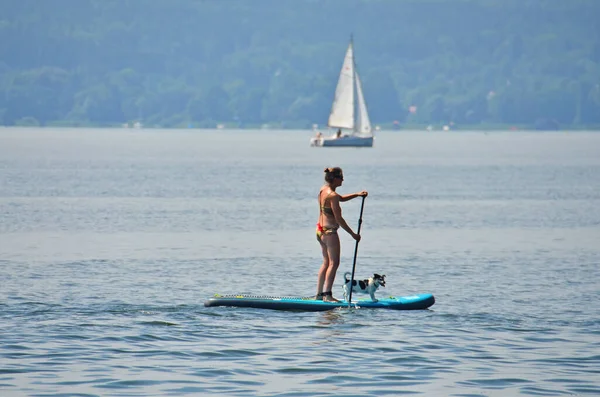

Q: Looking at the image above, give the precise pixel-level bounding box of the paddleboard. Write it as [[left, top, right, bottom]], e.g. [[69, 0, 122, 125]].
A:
[[204, 293, 435, 311]]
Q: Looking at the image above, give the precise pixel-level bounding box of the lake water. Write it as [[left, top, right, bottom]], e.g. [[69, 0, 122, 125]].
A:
[[1, 128, 599, 396]]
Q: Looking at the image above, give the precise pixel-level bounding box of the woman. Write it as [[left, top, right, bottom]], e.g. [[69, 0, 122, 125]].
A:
[[315, 167, 368, 302]]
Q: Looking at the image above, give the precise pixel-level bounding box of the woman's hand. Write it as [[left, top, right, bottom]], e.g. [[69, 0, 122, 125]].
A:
[[352, 232, 361, 242], [358, 190, 368, 197]]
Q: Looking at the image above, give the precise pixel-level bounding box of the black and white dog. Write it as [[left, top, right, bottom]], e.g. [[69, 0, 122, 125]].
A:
[[343, 272, 386, 302]]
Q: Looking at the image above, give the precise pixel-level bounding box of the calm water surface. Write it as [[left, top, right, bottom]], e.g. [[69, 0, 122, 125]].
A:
[[1, 128, 599, 396]]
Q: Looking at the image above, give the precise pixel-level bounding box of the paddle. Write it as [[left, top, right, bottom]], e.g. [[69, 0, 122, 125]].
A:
[[347, 195, 366, 307]]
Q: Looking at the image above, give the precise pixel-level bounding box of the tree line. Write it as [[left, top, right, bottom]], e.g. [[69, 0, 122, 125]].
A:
[[1, 0, 599, 129]]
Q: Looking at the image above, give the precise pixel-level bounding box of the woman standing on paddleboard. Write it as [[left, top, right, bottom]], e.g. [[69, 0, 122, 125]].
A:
[[315, 167, 367, 302]]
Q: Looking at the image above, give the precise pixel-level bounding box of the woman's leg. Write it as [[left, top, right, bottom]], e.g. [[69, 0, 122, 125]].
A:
[[316, 237, 329, 297], [322, 233, 341, 301]]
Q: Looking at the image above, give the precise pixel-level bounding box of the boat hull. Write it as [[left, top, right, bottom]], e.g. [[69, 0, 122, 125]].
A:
[[310, 136, 374, 147], [204, 293, 434, 311]]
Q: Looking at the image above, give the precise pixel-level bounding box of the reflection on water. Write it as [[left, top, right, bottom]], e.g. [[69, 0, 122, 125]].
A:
[[313, 309, 347, 344], [317, 309, 346, 327]]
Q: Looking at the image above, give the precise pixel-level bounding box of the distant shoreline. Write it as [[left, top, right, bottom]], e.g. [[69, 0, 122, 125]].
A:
[[3, 123, 600, 132]]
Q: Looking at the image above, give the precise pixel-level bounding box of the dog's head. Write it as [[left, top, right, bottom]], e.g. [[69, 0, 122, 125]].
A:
[[372, 274, 386, 287]]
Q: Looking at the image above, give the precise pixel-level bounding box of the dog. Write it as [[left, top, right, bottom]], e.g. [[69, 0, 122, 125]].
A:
[[343, 272, 386, 302]]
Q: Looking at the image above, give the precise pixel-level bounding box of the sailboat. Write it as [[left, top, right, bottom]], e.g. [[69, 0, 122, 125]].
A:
[[310, 39, 374, 147]]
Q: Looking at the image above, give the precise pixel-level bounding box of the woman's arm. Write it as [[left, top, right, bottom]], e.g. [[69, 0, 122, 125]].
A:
[[339, 190, 368, 202], [330, 194, 360, 240]]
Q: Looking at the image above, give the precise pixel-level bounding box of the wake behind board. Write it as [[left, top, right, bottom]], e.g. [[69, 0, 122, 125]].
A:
[[204, 293, 435, 311]]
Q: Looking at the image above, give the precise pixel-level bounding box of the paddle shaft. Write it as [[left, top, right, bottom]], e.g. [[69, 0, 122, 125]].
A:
[[347, 195, 366, 306]]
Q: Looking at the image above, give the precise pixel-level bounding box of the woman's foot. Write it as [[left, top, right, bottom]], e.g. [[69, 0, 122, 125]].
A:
[[322, 291, 340, 302], [314, 292, 324, 301]]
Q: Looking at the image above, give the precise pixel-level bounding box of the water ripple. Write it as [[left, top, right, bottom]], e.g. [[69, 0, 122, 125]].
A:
[[2, 130, 600, 396]]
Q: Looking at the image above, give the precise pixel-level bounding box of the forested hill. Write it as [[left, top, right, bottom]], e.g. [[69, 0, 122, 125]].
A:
[[1, 0, 599, 128]]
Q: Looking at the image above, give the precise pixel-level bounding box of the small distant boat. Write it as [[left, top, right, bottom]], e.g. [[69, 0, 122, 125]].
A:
[[310, 38, 374, 148]]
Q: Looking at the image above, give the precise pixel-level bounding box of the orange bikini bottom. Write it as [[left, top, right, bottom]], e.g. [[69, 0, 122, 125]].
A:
[[316, 223, 339, 241]]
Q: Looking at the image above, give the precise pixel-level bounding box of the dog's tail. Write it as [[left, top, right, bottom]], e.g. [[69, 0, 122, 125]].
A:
[[344, 272, 351, 282]]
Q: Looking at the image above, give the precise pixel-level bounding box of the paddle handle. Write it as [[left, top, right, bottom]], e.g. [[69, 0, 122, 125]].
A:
[[347, 195, 366, 306]]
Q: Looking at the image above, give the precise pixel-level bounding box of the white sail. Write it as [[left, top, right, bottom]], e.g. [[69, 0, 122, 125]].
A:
[[327, 42, 355, 130], [354, 70, 372, 135]]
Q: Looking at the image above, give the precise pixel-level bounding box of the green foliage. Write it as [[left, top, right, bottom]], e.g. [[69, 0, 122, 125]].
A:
[[0, 0, 599, 128], [15, 116, 40, 126]]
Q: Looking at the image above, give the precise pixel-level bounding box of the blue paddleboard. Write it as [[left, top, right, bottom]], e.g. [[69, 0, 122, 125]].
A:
[[204, 293, 435, 311]]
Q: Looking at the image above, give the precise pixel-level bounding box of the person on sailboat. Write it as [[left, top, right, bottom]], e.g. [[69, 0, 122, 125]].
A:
[[315, 167, 367, 302], [335, 129, 342, 139]]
